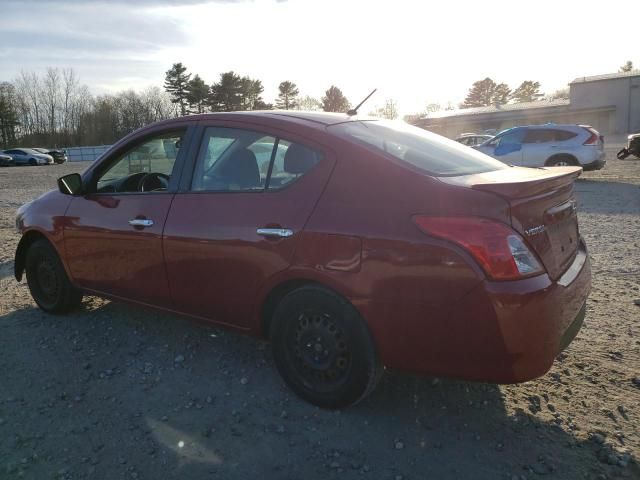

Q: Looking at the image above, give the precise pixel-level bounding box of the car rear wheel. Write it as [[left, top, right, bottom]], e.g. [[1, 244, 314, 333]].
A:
[[545, 155, 577, 167], [29, 158, 38, 166], [270, 285, 382, 409], [25, 239, 82, 313]]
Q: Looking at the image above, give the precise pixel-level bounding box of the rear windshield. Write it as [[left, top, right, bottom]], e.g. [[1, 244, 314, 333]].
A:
[[330, 120, 508, 177]]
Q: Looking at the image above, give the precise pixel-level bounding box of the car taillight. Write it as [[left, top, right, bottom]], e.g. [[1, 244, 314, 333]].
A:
[[583, 128, 600, 145], [412, 216, 545, 281]]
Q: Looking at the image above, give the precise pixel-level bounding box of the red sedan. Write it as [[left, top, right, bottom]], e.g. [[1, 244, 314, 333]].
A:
[[14, 112, 591, 408]]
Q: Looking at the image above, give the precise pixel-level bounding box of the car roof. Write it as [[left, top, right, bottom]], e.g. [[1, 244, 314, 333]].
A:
[[157, 110, 376, 129]]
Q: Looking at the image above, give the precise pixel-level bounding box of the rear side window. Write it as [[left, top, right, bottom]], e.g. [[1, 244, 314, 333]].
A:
[[331, 121, 507, 177], [191, 127, 321, 192], [553, 130, 577, 141], [524, 129, 555, 143]]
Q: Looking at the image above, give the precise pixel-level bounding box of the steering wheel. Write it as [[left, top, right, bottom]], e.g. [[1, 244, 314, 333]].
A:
[[138, 173, 170, 192]]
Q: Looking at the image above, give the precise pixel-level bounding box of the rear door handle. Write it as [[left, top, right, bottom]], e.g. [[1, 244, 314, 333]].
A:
[[128, 219, 154, 227], [257, 228, 294, 238]]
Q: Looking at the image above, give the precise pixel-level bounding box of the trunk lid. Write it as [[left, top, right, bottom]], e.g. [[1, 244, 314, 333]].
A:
[[439, 166, 582, 280]]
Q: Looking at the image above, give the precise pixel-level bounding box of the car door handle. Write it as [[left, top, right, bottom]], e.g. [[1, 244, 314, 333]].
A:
[[128, 219, 154, 227], [257, 228, 294, 238]]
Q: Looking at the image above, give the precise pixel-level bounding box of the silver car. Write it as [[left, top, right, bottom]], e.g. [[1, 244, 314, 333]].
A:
[[474, 124, 606, 170], [1, 148, 54, 166]]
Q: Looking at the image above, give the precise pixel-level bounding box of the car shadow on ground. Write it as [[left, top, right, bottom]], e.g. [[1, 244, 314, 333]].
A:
[[0, 300, 637, 479]]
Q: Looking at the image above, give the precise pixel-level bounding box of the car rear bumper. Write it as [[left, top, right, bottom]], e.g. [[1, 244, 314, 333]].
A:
[[356, 240, 591, 383], [582, 156, 606, 171], [580, 149, 606, 170]]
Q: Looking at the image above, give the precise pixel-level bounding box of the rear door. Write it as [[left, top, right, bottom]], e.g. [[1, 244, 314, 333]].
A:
[[163, 122, 336, 328], [522, 128, 556, 167], [64, 127, 192, 307]]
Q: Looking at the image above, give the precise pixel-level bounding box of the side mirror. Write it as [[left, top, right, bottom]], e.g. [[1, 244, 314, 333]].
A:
[[58, 173, 83, 196]]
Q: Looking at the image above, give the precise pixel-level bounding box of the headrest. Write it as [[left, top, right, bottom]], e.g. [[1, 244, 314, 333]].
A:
[[283, 143, 319, 175]]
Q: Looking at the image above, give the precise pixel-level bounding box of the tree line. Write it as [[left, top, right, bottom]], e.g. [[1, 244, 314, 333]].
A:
[[0, 63, 356, 149], [163, 62, 352, 116], [2, 59, 636, 148]]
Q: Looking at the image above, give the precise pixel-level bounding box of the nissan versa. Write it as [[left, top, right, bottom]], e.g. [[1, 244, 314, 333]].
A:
[[14, 112, 591, 408]]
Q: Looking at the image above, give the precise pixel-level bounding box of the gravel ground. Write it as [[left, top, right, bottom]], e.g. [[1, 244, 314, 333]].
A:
[[0, 150, 639, 480]]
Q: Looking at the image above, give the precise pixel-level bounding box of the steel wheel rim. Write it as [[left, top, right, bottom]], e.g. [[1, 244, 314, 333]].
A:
[[35, 258, 59, 304], [289, 311, 351, 391]]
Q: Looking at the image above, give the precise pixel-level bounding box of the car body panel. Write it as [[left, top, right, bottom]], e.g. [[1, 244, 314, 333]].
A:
[[63, 193, 175, 307], [14, 111, 592, 384]]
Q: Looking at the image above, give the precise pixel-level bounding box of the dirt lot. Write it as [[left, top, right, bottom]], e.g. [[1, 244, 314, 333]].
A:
[[1, 150, 639, 480]]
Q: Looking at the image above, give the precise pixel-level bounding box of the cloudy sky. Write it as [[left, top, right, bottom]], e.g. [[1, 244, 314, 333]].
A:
[[1, 0, 638, 114]]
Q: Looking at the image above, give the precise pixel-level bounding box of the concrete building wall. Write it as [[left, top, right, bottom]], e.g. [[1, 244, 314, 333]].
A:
[[570, 77, 639, 134]]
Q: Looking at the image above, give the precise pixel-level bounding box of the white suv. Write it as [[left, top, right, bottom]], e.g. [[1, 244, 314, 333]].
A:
[[474, 124, 605, 170]]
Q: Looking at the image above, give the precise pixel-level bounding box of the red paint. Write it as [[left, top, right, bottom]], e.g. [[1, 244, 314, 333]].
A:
[[15, 112, 591, 384]]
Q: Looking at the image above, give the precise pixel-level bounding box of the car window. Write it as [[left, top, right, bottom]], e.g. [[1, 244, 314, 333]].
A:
[[497, 129, 525, 146], [523, 129, 555, 144], [267, 140, 321, 190], [192, 127, 276, 192], [96, 130, 184, 193], [192, 127, 321, 192], [331, 120, 507, 176], [553, 130, 578, 141]]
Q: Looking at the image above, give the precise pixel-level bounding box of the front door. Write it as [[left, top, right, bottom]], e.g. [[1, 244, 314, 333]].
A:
[[163, 124, 335, 328], [479, 128, 525, 165], [64, 128, 189, 307]]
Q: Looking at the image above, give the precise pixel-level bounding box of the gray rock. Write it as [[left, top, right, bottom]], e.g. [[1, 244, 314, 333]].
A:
[[174, 355, 185, 363], [394, 440, 404, 450]]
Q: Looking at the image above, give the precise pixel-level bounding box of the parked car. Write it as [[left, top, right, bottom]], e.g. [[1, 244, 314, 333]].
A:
[[2, 148, 54, 166], [0, 153, 14, 166], [33, 148, 68, 164], [14, 112, 591, 408], [455, 133, 494, 147], [474, 124, 606, 170]]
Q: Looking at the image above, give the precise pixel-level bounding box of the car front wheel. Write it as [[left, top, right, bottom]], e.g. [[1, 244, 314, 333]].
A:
[[270, 285, 383, 409], [25, 239, 83, 313]]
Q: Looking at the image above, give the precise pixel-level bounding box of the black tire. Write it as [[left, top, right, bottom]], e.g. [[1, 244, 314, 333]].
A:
[[25, 239, 82, 314], [545, 155, 578, 167], [270, 285, 383, 409], [29, 158, 38, 166]]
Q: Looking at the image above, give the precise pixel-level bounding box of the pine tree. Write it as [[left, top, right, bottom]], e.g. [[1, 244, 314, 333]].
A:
[[208, 71, 243, 112], [163, 63, 191, 116], [510, 81, 543, 103], [240, 77, 266, 110], [492, 83, 511, 105], [461, 78, 511, 108], [321, 86, 350, 113], [186, 75, 209, 114], [275, 81, 300, 110]]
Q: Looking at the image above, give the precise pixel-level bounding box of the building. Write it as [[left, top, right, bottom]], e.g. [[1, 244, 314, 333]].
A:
[[414, 71, 640, 140]]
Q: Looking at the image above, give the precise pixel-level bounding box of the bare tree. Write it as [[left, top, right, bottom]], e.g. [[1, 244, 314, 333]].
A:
[[61, 68, 79, 136], [42, 67, 61, 136]]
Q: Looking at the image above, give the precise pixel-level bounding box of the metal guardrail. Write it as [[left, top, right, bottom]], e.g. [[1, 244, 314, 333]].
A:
[[63, 145, 111, 162]]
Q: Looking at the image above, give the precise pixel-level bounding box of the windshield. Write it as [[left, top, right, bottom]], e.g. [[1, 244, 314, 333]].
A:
[[330, 120, 508, 176]]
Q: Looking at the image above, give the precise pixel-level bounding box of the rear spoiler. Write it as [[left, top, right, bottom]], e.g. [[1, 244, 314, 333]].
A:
[[439, 166, 582, 199]]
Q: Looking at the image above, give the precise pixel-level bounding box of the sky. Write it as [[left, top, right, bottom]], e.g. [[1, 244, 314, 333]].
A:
[[1, 0, 638, 115]]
